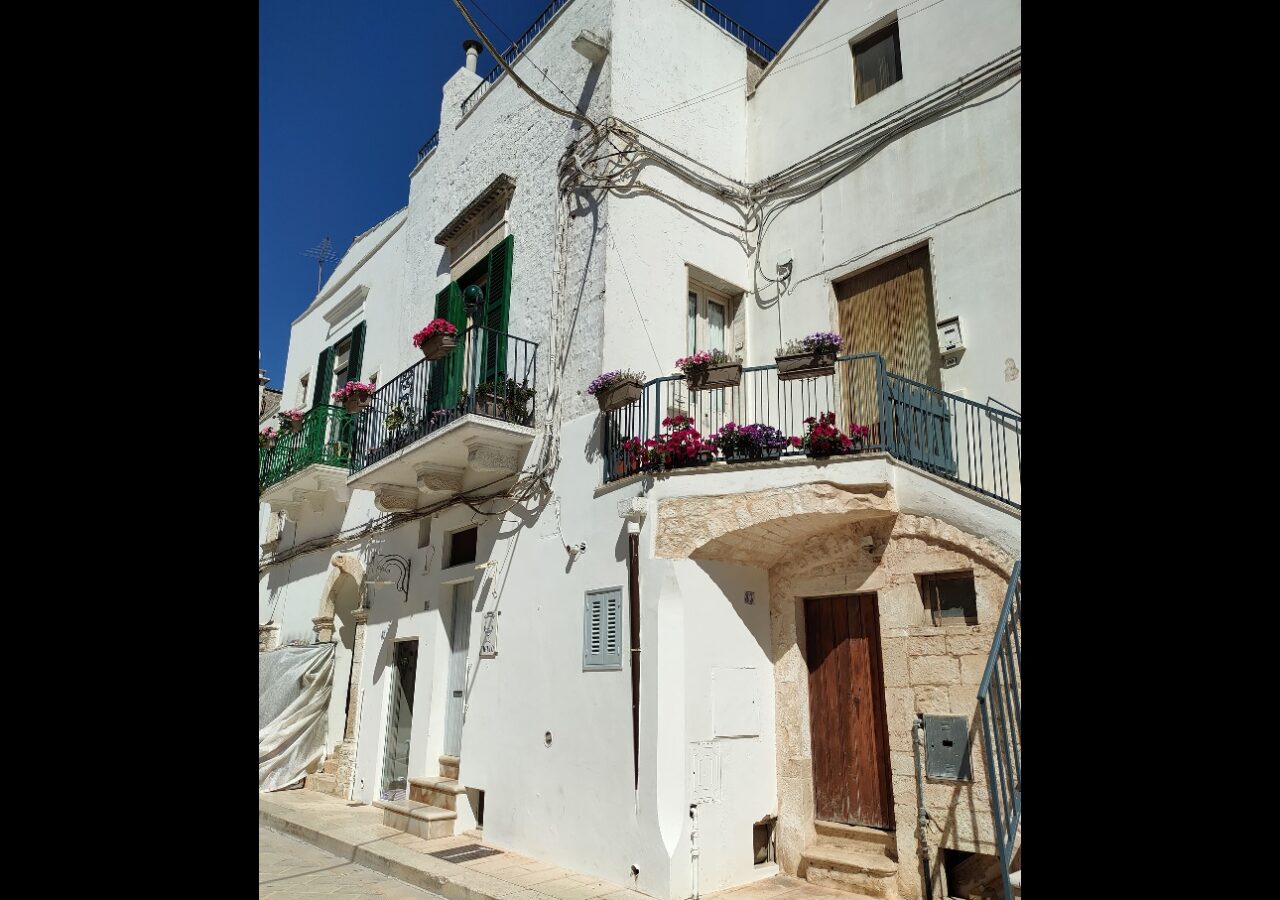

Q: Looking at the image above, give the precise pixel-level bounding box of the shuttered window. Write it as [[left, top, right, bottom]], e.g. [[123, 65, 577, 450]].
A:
[[583, 588, 623, 670], [311, 321, 367, 409]]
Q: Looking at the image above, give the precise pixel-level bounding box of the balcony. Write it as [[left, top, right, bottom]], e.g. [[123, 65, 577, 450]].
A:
[[600, 354, 1021, 510], [346, 326, 538, 511], [258, 405, 354, 518]]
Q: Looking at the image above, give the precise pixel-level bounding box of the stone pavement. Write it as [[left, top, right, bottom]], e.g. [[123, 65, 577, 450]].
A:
[[260, 825, 444, 899], [260, 789, 859, 900]]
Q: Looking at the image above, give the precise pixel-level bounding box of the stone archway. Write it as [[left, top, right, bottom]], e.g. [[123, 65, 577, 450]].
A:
[[305, 552, 370, 800], [652, 482, 1016, 899]]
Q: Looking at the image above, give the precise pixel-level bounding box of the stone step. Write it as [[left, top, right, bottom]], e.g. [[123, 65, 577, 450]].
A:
[[438, 755, 461, 780], [408, 776, 467, 811], [801, 844, 898, 898], [322, 756, 341, 776], [814, 821, 897, 859], [373, 798, 457, 841], [303, 773, 344, 797]]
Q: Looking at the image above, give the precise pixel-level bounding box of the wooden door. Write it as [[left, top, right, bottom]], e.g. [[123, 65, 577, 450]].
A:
[[805, 594, 894, 829]]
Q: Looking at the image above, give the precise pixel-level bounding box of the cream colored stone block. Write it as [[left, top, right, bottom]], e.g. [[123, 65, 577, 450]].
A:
[[906, 635, 949, 657], [890, 750, 916, 777], [909, 655, 960, 685], [880, 587, 924, 629], [884, 686, 915, 727], [913, 683, 950, 714], [959, 654, 988, 684], [880, 636, 910, 687], [946, 631, 993, 656], [948, 685, 976, 715]]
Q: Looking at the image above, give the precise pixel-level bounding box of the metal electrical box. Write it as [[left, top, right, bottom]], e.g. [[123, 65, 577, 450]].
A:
[[936, 316, 966, 368], [923, 715, 972, 781]]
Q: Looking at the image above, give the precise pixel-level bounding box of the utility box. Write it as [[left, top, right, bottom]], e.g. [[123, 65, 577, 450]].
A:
[[924, 714, 973, 781], [936, 316, 965, 368]]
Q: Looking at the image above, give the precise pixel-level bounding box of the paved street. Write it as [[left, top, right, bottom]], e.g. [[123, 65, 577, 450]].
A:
[[259, 825, 445, 899]]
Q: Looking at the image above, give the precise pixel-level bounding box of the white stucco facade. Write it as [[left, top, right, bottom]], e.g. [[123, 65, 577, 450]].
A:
[[260, 2, 1021, 898]]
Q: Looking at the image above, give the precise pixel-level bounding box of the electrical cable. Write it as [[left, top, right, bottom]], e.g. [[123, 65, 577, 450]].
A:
[[453, 0, 597, 129], [467, 0, 585, 113]]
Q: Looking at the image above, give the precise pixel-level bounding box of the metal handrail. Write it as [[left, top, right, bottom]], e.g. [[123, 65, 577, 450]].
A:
[[684, 0, 778, 64], [417, 130, 439, 162], [347, 325, 539, 474], [600, 352, 1022, 509], [259, 404, 354, 493], [977, 561, 1022, 900]]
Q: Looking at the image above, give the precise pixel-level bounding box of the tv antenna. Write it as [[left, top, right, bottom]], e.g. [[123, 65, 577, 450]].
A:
[[301, 236, 340, 293]]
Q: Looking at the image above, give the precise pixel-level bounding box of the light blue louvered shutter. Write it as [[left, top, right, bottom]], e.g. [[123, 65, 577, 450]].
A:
[[583, 588, 623, 670]]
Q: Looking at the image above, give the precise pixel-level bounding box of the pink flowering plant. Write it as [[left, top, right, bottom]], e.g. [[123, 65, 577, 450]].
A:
[[259, 426, 278, 448], [331, 381, 377, 402], [675, 349, 738, 375], [587, 369, 646, 396], [277, 409, 305, 432], [629, 415, 716, 469], [412, 318, 458, 348], [791, 412, 868, 456]]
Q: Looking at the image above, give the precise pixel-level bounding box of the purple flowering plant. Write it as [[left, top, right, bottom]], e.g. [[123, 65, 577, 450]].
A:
[[711, 422, 788, 457], [777, 332, 843, 355], [587, 369, 645, 396]]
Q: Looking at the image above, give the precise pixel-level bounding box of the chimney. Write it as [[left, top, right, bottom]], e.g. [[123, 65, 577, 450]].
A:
[[463, 39, 482, 73]]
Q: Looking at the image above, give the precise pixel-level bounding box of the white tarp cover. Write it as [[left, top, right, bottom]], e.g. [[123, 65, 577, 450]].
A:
[[259, 643, 334, 792]]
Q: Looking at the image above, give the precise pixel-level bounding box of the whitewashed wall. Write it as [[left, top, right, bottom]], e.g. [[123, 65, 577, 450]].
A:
[[747, 0, 1022, 413]]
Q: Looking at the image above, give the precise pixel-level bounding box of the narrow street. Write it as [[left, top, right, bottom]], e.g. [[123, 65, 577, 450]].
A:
[[259, 825, 444, 900]]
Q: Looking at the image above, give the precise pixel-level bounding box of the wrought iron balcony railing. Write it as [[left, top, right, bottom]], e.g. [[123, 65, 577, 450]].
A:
[[259, 404, 354, 493], [978, 561, 1022, 900], [348, 325, 539, 474], [601, 353, 1022, 509]]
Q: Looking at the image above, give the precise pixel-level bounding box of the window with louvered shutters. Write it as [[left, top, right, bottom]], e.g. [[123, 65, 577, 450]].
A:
[[583, 588, 623, 670], [428, 283, 465, 411], [312, 346, 335, 409], [482, 235, 513, 384], [347, 321, 366, 383]]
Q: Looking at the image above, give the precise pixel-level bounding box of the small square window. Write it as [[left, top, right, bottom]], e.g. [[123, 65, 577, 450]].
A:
[[852, 22, 902, 103], [446, 527, 478, 568], [919, 571, 977, 626]]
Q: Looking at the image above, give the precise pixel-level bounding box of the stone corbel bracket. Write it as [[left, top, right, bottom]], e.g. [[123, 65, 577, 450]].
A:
[[464, 437, 519, 474], [373, 483, 421, 513], [415, 463, 465, 497], [269, 498, 305, 522], [618, 496, 647, 534]]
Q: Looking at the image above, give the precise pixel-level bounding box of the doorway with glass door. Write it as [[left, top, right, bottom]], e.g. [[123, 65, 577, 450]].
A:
[[380, 639, 418, 802], [443, 581, 473, 760]]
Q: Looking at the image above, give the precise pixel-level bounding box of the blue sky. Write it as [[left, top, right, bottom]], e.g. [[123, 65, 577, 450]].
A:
[[259, 0, 809, 386]]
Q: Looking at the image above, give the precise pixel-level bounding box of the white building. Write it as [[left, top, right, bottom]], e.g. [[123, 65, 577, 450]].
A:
[[259, 2, 1021, 898]]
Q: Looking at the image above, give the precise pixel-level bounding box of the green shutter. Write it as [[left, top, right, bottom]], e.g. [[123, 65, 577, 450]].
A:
[[313, 346, 335, 408], [428, 283, 465, 411], [482, 235, 513, 383], [347, 321, 366, 383]]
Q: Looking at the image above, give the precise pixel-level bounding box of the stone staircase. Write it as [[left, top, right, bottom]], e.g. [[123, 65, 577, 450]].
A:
[[372, 754, 463, 841], [799, 821, 899, 898], [304, 742, 353, 798]]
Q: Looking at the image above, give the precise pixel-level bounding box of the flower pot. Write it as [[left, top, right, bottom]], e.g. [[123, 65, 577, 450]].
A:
[[474, 392, 503, 418], [418, 332, 457, 361], [343, 393, 371, 414], [283, 418, 303, 435], [671, 450, 714, 468], [261, 436, 277, 450], [686, 362, 742, 392], [596, 379, 643, 413], [725, 447, 784, 464], [775, 350, 837, 381]]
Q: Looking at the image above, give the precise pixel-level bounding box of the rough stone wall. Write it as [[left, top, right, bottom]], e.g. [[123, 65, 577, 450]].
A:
[[768, 514, 1013, 900]]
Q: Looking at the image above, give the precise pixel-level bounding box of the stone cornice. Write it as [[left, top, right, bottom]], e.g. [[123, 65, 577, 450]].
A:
[[434, 174, 515, 247]]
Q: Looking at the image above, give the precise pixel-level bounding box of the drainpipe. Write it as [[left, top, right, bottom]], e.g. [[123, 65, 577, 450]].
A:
[[689, 803, 700, 900], [912, 715, 934, 899]]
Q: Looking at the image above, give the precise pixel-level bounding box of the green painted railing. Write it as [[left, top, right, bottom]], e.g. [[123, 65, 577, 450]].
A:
[[259, 404, 354, 493]]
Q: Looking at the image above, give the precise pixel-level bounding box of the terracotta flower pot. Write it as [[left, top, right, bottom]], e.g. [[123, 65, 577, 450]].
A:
[[686, 362, 742, 392], [261, 436, 277, 450], [343, 393, 371, 414], [775, 350, 837, 381], [595, 379, 643, 413], [283, 418, 303, 435], [418, 332, 457, 361]]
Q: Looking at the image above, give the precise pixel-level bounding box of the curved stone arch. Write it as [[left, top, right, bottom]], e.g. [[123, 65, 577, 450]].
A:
[[654, 481, 895, 564], [317, 552, 366, 622]]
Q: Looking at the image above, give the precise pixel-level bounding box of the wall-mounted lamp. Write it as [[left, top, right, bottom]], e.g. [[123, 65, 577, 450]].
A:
[[463, 284, 485, 319]]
